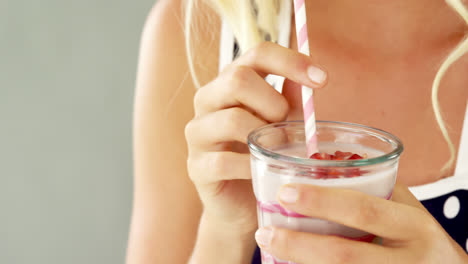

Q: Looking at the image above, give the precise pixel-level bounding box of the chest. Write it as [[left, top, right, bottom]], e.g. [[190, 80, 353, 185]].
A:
[[282, 47, 468, 186]]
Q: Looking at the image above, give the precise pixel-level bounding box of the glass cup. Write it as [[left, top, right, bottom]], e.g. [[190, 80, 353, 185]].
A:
[[248, 121, 404, 264]]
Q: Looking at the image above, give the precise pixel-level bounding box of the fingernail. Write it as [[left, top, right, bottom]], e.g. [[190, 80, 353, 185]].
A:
[[279, 186, 299, 203], [307, 65, 327, 84], [255, 227, 273, 247]]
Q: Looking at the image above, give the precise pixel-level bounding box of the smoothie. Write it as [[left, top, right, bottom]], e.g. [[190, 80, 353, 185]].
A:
[[248, 121, 403, 264]]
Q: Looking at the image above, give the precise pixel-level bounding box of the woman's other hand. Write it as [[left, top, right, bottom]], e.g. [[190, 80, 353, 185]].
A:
[[255, 183, 468, 264]]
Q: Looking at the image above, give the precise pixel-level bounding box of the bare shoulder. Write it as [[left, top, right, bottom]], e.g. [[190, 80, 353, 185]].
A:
[[127, 0, 220, 263], [137, 0, 220, 92]]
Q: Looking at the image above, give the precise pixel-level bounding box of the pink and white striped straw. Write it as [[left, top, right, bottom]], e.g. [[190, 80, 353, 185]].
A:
[[293, 0, 318, 156]]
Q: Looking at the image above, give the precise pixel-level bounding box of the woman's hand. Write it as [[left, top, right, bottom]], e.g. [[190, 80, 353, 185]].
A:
[[255, 183, 468, 264], [185, 42, 327, 233]]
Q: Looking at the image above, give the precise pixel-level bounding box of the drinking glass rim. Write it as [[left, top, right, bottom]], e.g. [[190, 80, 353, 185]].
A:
[[247, 120, 404, 167]]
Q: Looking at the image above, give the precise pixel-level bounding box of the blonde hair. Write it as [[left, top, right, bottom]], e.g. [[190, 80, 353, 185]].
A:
[[184, 0, 279, 88], [185, 0, 468, 173]]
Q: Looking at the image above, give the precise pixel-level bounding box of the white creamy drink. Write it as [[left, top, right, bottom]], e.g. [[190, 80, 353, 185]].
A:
[[251, 143, 397, 264]]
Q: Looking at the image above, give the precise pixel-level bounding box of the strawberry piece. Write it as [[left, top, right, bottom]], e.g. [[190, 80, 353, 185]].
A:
[[309, 152, 333, 160], [309, 151, 367, 179], [309, 153, 323, 159], [326, 169, 341, 178], [306, 167, 329, 179], [315, 169, 328, 179], [334, 151, 353, 160], [347, 154, 364, 160], [345, 168, 362, 177]]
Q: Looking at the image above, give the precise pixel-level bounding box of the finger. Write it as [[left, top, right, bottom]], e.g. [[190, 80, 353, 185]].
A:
[[187, 152, 251, 183], [277, 184, 431, 240], [256, 227, 391, 264], [232, 41, 328, 88], [185, 107, 267, 149], [194, 66, 289, 122], [392, 181, 428, 211]]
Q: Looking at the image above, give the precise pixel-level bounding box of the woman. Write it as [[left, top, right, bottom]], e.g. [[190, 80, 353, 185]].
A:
[[127, 0, 468, 263]]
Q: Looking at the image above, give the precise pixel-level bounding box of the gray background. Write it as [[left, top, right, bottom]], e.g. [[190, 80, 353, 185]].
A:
[[0, 0, 155, 263]]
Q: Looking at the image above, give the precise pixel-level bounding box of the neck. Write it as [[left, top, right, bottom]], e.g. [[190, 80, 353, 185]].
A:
[[305, 0, 467, 58]]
